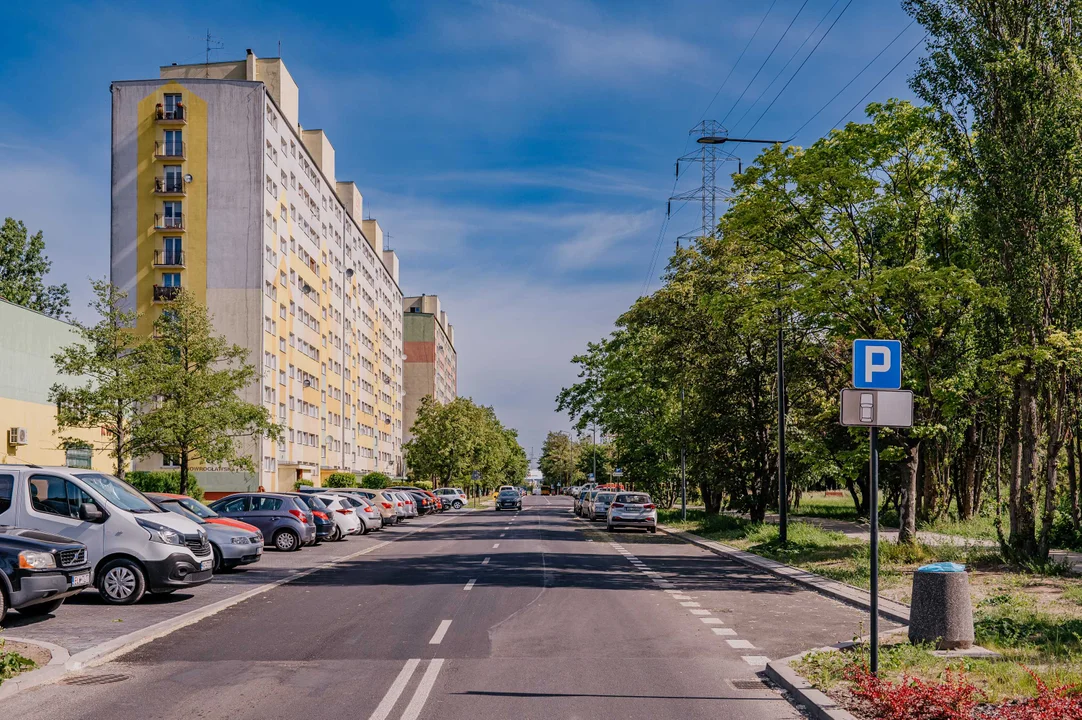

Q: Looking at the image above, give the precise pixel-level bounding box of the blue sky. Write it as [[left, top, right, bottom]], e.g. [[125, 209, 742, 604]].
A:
[[0, 0, 922, 462]]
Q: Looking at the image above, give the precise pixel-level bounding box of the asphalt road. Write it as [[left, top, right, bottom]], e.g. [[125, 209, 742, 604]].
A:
[[1, 496, 880, 719]]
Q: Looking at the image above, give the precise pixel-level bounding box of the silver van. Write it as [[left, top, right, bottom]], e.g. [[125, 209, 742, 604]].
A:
[[0, 465, 213, 604]]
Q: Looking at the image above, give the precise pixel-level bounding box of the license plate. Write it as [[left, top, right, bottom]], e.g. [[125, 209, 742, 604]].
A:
[[200, 560, 213, 571], [70, 572, 90, 587]]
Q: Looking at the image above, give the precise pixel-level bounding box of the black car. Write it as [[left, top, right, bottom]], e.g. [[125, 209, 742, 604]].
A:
[[0, 526, 93, 624], [496, 490, 522, 511], [282, 493, 335, 544], [387, 487, 438, 515]]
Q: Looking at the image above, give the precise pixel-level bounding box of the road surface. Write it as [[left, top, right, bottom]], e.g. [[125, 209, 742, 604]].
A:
[[1, 495, 876, 719]]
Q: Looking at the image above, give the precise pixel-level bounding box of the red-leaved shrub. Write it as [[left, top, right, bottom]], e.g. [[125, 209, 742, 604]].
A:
[[981, 670, 1082, 720], [844, 664, 982, 720]]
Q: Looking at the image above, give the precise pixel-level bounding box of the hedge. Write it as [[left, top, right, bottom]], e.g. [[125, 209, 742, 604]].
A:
[[126, 471, 205, 502], [325, 473, 358, 488]]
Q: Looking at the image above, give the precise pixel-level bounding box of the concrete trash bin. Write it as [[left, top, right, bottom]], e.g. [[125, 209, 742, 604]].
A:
[[908, 562, 974, 650]]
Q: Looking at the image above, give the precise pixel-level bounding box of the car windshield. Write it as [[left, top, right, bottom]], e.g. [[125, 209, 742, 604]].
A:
[[615, 494, 651, 504], [596, 492, 616, 502], [499, 491, 518, 498], [176, 497, 218, 518], [159, 501, 206, 524], [73, 472, 161, 513], [301, 495, 328, 510]]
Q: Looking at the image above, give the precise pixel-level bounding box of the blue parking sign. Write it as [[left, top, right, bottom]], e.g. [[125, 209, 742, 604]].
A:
[[852, 339, 901, 389]]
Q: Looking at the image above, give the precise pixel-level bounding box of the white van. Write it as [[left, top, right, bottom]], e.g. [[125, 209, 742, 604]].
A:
[[0, 465, 214, 604]]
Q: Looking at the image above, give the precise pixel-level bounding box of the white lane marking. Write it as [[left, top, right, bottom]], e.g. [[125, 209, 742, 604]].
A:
[[701, 618, 724, 625], [366, 658, 420, 720], [493, 543, 500, 548], [500, 534, 506, 537], [482, 557, 490, 565], [655, 581, 675, 587], [664, 589, 681, 594], [464, 579, 476, 591], [727, 639, 756, 649], [672, 594, 692, 600], [690, 609, 711, 616], [429, 620, 453, 645], [644, 571, 662, 577], [743, 656, 771, 666], [712, 628, 738, 636], [400, 658, 446, 720], [679, 601, 701, 607]]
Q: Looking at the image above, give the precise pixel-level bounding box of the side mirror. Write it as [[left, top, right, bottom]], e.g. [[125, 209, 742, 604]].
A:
[[79, 503, 104, 522]]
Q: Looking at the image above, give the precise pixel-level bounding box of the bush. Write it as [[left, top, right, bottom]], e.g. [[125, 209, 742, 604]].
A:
[[361, 472, 391, 489], [410, 480, 433, 491], [294, 479, 313, 491], [325, 473, 358, 488], [844, 663, 981, 720], [126, 471, 204, 502]]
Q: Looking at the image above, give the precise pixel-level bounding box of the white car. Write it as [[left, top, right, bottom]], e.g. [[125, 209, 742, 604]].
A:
[[316, 495, 362, 539], [335, 493, 382, 533], [434, 487, 467, 509], [606, 492, 658, 533], [0, 465, 213, 604], [389, 492, 413, 520]]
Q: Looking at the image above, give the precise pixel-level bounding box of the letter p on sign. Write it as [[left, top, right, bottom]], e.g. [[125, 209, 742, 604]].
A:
[[853, 339, 902, 389]]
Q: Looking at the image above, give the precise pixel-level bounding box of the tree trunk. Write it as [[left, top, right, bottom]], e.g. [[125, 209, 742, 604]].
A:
[[899, 438, 920, 544], [960, 424, 977, 520], [1069, 433, 1079, 534], [1010, 376, 1040, 561], [1073, 431, 1081, 533], [179, 448, 190, 496]]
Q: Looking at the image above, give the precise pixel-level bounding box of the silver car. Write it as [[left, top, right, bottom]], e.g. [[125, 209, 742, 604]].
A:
[[607, 492, 658, 533], [588, 491, 617, 521], [575, 488, 598, 517], [434, 487, 467, 509], [152, 498, 263, 571]]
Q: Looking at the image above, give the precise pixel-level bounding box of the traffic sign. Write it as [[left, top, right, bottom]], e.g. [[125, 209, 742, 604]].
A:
[[587, 473, 594, 480], [853, 339, 901, 389], [840, 389, 914, 428], [470, 470, 481, 481], [613, 468, 624, 478]]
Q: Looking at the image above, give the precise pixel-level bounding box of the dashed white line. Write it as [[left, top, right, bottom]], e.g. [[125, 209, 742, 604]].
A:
[[664, 589, 681, 594], [700, 618, 724, 625], [712, 628, 738, 636], [429, 620, 453, 645], [689, 609, 711, 616], [366, 658, 420, 720], [672, 594, 692, 600], [493, 543, 500, 548], [400, 658, 446, 720], [464, 579, 476, 591], [481, 557, 490, 565], [727, 639, 756, 649], [680, 602, 701, 607], [500, 533, 506, 537]]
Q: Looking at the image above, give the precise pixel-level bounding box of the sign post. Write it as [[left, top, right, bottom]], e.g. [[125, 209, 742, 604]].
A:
[[841, 340, 911, 675]]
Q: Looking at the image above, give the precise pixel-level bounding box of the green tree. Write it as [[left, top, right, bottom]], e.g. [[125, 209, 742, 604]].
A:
[[538, 431, 580, 488], [50, 280, 148, 479], [325, 472, 358, 488], [0, 217, 70, 318], [132, 290, 281, 495], [361, 471, 391, 489]]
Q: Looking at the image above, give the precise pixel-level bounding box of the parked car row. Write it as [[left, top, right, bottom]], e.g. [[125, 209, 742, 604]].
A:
[[0, 464, 467, 624], [574, 488, 657, 533]]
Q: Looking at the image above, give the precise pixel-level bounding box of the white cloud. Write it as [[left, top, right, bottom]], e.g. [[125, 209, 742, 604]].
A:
[[554, 210, 652, 267]]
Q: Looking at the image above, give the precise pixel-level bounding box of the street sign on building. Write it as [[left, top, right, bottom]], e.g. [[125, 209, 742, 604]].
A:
[[840, 389, 913, 428], [852, 339, 902, 389]]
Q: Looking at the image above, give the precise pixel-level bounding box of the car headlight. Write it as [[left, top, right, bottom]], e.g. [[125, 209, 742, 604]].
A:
[[19, 550, 57, 570], [230, 536, 250, 545], [137, 518, 185, 546]]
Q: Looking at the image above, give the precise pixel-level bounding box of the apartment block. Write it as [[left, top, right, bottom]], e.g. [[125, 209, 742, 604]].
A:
[[402, 295, 457, 443], [110, 51, 405, 494]]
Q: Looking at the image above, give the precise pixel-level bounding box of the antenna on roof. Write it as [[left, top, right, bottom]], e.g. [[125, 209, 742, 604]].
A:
[[204, 29, 224, 77]]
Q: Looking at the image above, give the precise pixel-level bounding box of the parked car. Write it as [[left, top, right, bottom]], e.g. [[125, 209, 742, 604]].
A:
[[570, 486, 583, 498], [0, 465, 212, 605], [314, 495, 362, 539], [145, 493, 262, 535], [606, 492, 658, 533], [495, 489, 522, 511], [324, 492, 381, 533], [574, 488, 598, 517], [353, 489, 399, 526], [150, 496, 263, 570], [392, 491, 418, 518], [434, 488, 467, 509], [388, 487, 440, 514], [208, 493, 316, 552], [0, 525, 92, 623], [282, 493, 335, 543], [589, 491, 617, 521]]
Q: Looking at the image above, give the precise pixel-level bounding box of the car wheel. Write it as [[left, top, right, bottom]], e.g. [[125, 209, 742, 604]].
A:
[[452, 500, 463, 509], [649, 527, 657, 534], [274, 529, 301, 552], [212, 545, 223, 572], [17, 597, 65, 617], [0, 586, 7, 624], [97, 558, 147, 605], [331, 525, 343, 542]]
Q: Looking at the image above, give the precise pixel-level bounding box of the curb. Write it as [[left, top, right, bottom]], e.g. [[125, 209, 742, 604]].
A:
[[765, 645, 861, 720], [657, 524, 911, 624], [0, 513, 459, 702]]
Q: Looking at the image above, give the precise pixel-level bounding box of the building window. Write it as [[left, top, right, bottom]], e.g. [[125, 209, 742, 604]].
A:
[[163, 453, 179, 468], [162, 272, 181, 288], [164, 93, 183, 117], [65, 446, 93, 469], [163, 130, 183, 156], [163, 237, 182, 266], [290, 172, 296, 188], [162, 201, 183, 228]]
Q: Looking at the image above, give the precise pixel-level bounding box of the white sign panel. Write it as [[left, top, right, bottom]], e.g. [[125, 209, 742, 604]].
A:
[[840, 389, 913, 428]]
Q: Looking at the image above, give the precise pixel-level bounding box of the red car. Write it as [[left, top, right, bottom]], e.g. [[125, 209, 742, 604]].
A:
[[146, 493, 262, 534]]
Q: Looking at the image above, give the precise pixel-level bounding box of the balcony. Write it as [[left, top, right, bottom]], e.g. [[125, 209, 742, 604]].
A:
[[154, 213, 184, 231], [153, 285, 182, 302], [154, 141, 186, 159], [153, 176, 186, 196], [154, 104, 186, 124], [153, 250, 185, 267]]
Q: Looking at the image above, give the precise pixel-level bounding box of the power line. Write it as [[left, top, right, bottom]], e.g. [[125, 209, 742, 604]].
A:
[[697, 0, 780, 123], [720, 0, 812, 128], [832, 32, 928, 130], [730, 0, 844, 134], [788, 19, 917, 140], [744, 0, 855, 137]]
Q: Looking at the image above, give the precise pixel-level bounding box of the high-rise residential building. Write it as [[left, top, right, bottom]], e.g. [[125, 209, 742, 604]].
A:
[[402, 295, 457, 444], [110, 51, 405, 495]]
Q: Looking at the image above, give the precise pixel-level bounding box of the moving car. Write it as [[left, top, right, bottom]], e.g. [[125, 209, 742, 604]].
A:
[[314, 495, 362, 539], [434, 488, 467, 509], [606, 492, 658, 533], [0, 465, 213, 605], [151, 496, 264, 570], [0, 526, 92, 623], [588, 491, 617, 521], [495, 488, 522, 511], [209, 493, 316, 551]]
